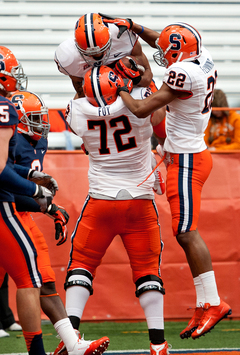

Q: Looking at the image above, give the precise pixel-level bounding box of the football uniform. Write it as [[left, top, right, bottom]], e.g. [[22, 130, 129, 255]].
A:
[[14, 134, 56, 283], [54, 24, 138, 78], [163, 48, 217, 235], [0, 96, 42, 288], [65, 87, 163, 282]]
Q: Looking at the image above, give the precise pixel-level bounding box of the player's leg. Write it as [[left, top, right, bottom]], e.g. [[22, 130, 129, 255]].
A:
[[54, 197, 112, 355], [122, 199, 168, 355], [0, 202, 45, 355], [167, 151, 231, 339]]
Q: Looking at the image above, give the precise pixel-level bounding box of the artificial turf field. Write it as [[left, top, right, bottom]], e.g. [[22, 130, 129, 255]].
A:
[[0, 320, 239, 354]]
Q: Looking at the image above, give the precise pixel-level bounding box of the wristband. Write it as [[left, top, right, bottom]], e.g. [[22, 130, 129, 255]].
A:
[[137, 26, 144, 35]]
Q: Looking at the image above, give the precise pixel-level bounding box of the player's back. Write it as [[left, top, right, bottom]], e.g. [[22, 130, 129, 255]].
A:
[[66, 88, 154, 198]]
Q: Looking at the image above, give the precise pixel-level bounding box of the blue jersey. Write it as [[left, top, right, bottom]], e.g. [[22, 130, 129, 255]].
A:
[[0, 96, 18, 202], [15, 134, 48, 171]]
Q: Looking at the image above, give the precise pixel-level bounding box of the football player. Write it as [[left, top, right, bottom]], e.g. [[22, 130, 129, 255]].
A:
[[54, 13, 153, 98], [9, 90, 110, 355], [114, 20, 232, 341], [0, 45, 52, 355], [52, 65, 169, 355]]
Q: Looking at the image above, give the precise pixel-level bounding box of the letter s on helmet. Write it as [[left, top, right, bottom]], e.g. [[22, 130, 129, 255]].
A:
[[0, 46, 28, 92], [75, 13, 112, 67], [9, 91, 50, 141], [83, 66, 120, 107], [153, 22, 202, 68]]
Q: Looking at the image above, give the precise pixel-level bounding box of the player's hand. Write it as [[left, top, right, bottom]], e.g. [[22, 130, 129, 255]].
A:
[[115, 57, 142, 85], [99, 13, 133, 38], [47, 204, 69, 246], [28, 170, 58, 196], [156, 144, 171, 168], [117, 77, 133, 95], [33, 185, 53, 212]]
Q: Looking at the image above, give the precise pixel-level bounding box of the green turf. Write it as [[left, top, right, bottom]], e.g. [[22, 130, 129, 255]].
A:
[[0, 319, 239, 354]]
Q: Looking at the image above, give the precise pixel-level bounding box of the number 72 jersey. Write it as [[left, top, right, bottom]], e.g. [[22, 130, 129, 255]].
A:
[[163, 47, 217, 154]]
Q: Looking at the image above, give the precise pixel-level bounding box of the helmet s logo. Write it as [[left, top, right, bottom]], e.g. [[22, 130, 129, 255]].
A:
[[109, 71, 118, 86], [0, 54, 5, 71], [11, 94, 24, 110], [169, 33, 181, 51]]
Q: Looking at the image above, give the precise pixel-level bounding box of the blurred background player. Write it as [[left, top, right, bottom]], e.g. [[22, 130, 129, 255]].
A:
[[204, 88, 240, 150], [110, 19, 232, 340], [9, 90, 110, 355], [0, 270, 22, 338], [53, 65, 169, 355], [54, 13, 153, 99], [0, 45, 53, 355]]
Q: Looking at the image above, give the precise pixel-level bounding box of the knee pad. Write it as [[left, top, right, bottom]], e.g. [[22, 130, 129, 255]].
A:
[[135, 275, 165, 297], [64, 269, 93, 295]]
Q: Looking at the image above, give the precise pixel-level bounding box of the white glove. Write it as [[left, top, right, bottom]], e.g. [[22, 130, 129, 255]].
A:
[[28, 170, 58, 196], [156, 144, 171, 168], [33, 185, 53, 213]]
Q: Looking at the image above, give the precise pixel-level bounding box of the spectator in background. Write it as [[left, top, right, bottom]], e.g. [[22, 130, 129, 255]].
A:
[[0, 270, 22, 338], [205, 89, 240, 150]]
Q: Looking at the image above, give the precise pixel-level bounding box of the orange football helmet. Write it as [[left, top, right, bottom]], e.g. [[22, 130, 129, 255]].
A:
[[0, 46, 28, 92], [10, 91, 50, 141], [153, 22, 202, 68], [75, 13, 112, 67], [83, 66, 121, 107]]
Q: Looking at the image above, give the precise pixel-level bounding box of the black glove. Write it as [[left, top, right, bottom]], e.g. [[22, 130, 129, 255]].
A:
[[99, 13, 133, 38], [117, 77, 133, 95], [33, 185, 53, 213], [28, 169, 58, 196], [47, 204, 69, 246]]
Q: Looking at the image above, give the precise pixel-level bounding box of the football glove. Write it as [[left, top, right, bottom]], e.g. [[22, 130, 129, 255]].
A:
[[115, 57, 142, 85], [151, 152, 165, 195], [46, 204, 69, 246], [117, 77, 133, 95], [28, 169, 58, 196], [99, 13, 133, 38], [156, 144, 171, 168], [33, 185, 53, 213]]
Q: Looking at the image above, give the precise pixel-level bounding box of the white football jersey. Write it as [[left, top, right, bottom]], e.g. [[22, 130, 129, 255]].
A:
[[55, 23, 138, 78], [65, 88, 155, 198], [163, 47, 217, 153]]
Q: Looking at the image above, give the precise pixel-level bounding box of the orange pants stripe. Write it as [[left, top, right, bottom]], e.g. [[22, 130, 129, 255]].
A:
[[0, 202, 42, 288], [68, 196, 163, 283], [166, 149, 212, 236]]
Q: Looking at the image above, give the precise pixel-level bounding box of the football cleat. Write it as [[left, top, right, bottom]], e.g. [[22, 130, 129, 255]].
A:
[[69, 336, 110, 355], [53, 330, 81, 355], [180, 306, 204, 339], [151, 152, 165, 195], [150, 341, 169, 355], [191, 300, 232, 339]]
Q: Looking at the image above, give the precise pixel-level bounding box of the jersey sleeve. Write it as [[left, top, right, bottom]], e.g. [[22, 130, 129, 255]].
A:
[[0, 98, 18, 127], [163, 65, 192, 93]]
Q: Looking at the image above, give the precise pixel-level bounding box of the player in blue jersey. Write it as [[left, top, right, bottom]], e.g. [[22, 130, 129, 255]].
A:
[[10, 89, 110, 355], [0, 45, 53, 355]]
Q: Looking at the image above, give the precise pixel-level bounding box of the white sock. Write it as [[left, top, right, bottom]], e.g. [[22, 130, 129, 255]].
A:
[[54, 318, 78, 352], [66, 280, 91, 319], [193, 276, 205, 307], [139, 290, 164, 329], [199, 271, 220, 306]]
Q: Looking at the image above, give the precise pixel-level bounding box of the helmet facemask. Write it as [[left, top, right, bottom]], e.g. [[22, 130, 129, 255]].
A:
[[18, 102, 50, 140], [76, 37, 112, 67]]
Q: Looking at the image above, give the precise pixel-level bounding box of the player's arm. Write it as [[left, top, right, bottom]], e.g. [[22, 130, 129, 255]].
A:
[[118, 82, 179, 118], [0, 127, 12, 174], [131, 23, 159, 48], [131, 41, 153, 87], [70, 75, 84, 98]]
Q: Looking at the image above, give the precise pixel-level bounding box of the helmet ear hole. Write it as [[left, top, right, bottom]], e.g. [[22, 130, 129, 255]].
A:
[[172, 53, 178, 58]]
